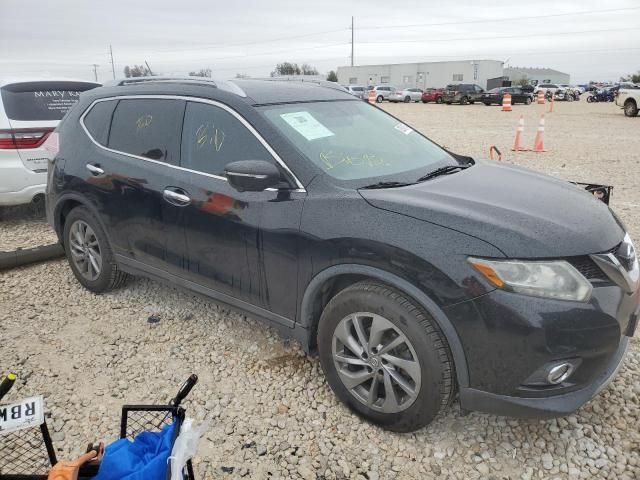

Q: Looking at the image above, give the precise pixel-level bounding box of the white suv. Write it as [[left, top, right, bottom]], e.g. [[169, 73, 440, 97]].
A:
[[0, 79, 99, 206]]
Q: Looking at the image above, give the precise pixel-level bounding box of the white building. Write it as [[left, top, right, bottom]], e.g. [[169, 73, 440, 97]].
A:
[[504, 67, 570, 86], [337, 60, 505, 90]]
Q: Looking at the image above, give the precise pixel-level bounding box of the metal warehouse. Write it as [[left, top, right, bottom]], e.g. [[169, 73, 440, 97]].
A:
[[337, 60, 505, 89], [504, 67, 570, 86]]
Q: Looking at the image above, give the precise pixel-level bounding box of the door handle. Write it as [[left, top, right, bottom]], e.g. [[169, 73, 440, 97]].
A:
[[163, 188, 191, 206], [86, 163, 104, 176]]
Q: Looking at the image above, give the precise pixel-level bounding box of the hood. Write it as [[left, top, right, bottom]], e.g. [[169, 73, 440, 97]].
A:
[[359, 160, 624, 258]]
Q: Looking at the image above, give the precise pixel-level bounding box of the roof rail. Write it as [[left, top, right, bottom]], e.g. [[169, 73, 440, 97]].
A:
[[114, 76, 218, 87]]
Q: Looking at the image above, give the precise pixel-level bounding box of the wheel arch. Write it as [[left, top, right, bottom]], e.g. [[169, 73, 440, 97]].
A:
[[299, 264, 469, 388], [53, 193, 113, 248]]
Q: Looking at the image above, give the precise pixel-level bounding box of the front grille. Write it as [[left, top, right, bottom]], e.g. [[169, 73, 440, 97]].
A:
[[567, 256, 606, 280]]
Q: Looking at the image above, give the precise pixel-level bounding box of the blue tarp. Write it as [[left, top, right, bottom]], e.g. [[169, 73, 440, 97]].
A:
[[92, 421, 176, 480]]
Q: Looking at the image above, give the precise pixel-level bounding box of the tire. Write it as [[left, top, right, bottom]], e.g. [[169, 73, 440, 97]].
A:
[[483, 102, 491, 106], [317, 281, 455, 432], [445, 101, 452, 105], [63, 206, 129, 293], [469, 100, 475, 105], [567, 94, 574, 102], [404, 96, 411, 103], [525, 97, 532, 105], [624, 100, 639, 117], [587, 96, 594, 103], [460, 96, 469, 105], [422, 100, 428, 104], [376, 95, 383, 103], [436, 97, 443, 104]]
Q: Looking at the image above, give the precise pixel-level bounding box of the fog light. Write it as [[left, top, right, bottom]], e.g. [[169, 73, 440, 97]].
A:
[[547, 363, 575, 385]]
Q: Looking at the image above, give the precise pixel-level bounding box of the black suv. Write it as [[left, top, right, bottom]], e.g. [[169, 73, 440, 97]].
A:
[[46, 77, 638, 432], [442, 83, 484, 105]]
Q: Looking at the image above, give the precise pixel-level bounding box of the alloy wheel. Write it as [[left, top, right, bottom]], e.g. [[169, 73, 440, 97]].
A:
[[69, 220, 102, 281], [332, 312, 421, 413]]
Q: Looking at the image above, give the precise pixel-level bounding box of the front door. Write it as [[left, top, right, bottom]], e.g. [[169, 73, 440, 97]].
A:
[[178, 100, 305, 324]]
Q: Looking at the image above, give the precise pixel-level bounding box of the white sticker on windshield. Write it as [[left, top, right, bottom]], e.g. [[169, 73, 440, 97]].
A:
[[280, 111, 335, 141], [394, 123, 413, 135]]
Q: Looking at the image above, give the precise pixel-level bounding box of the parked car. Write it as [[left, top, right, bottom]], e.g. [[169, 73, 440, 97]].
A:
[[533, 83, 561, 96], [421, 88, 444, 104], [367, 85, 396, 103], [441, 84, 484, 105], [47, 77, 638, 432], [480, 87, 533, 105], [388, 88, 423, 103], [344, 85, 367, 100], [615, 84, 640, 116], [0, 78, 99, 206]]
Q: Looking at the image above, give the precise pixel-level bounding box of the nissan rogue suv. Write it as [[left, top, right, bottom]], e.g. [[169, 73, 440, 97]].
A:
[[441, 84, 484, 105], [46, 77, 638, 432], [0, 79, 99, 206]]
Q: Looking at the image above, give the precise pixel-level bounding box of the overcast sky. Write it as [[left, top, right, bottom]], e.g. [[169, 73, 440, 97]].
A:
[[1, 0, 638, 84]]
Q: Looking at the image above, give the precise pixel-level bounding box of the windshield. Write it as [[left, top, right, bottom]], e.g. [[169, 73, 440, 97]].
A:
[[260, 100, 456, 184]]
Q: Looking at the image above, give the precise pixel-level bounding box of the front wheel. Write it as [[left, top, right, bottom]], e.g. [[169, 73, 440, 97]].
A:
[[376, 95, 383, 103], [587, 96, 594, 103], [317, 282, 455, 432], [404, 96, 411, 103], [436, 97, 443, 104], [460, 96, 469, 105], [525, 97, 532, 105], [624, 100, 639, 117], [63, 206, 129, 293]]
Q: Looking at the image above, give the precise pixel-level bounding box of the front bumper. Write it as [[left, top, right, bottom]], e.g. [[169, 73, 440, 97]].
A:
[[445, 282, 638, 418], [459, 335, 630, 418]]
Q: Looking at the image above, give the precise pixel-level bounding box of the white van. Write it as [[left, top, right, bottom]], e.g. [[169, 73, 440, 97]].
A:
[[0, 79, 100, 206]]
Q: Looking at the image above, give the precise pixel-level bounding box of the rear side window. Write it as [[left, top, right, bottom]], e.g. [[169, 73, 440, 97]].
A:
[[108, 99, 185, 165], [0, 81, 99, 121], [181, 101, 275, 176], [83, 100, 117, 146]]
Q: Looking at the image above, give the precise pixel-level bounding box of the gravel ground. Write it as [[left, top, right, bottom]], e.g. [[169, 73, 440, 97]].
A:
[[1, 100, 638, 479]]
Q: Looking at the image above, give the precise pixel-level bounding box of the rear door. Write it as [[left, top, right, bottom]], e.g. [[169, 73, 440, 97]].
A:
[[1, 81, 99, 172], [81, 97, 190, 277]]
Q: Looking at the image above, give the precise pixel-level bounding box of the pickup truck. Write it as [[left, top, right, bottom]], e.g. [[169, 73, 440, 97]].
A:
[[615, 85, 640, 117]]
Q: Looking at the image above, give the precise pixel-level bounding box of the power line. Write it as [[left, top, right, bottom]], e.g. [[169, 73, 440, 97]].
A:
[[361, 7, 640, 30], [358, 27, 640, 45]]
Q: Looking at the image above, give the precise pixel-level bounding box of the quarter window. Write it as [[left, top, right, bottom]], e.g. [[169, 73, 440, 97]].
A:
[[181, 101, 275, 177], [83, 100, 117, 146], [108, 99, 185, 165]]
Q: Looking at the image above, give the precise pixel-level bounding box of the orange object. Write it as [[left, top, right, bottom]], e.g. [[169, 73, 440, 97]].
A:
[[537, 90, 545, 104], [469, 261, 505, 288], [548, 94, 554, 113], [532, 114, 546, 152], [488, 145, 502, 161], [48, 451, 97, 480], [502, 93, 512, 111], [368, 89, 376, 104], [511, 115, 528, 151]]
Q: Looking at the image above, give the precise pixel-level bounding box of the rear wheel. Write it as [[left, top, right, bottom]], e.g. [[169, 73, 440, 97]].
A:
[[404, 96, 411, 103], [525, 97, 532, 105], [624, 100, 638, 117], [436, 97, 443, 104], [460, 96, 469, 105], [63, 206, 129, 293], [376, 95, 383, 103], [317, 281, 455, 432]]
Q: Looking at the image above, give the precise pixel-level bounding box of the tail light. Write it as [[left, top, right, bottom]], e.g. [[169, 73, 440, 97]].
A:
[[42, 131, 60, 160], [0, 128, 54, 150]]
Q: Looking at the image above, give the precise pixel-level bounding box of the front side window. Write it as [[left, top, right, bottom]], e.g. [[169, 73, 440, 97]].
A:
[[108, 99, 184, 165], [181, 101, 275, 177], [261, 101, 456, 184]]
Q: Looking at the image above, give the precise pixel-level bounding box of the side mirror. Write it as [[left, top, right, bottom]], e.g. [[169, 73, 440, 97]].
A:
[[224, 160, 281, 192]]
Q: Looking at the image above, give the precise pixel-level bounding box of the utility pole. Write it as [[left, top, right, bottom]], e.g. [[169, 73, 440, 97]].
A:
[[144, 60, 153, 76], [109, 44, 115, 79], [350, 16, 354, 67], [91, 64, 99, 82]]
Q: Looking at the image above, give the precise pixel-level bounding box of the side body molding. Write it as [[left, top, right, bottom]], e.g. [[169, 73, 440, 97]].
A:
[[299, 264, 470, 388]]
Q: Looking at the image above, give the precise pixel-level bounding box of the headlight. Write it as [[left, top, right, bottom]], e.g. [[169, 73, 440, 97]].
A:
[[468, 257, 593, 302]]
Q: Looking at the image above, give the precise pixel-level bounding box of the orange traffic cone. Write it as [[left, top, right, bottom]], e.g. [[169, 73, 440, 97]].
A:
[[511, 115, 528, 151], [537, 90, 545, 104], [532, 114, 546, 152], [502, 93, 512, 112], [548, 94, 554, 113]]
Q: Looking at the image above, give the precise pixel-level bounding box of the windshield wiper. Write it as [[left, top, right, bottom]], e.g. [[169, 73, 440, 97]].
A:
[[416, 164, 471, 182], [360, 181, 415, 190]]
